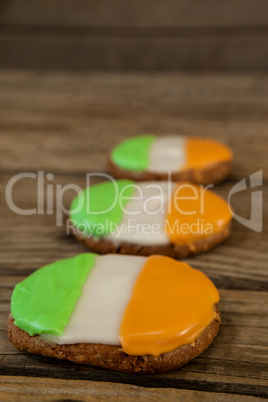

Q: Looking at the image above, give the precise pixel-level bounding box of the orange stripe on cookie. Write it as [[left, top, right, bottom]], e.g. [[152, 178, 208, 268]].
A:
[[119, 255, 219, 357], [184, 138, 232, 170], [165, 182, 232, 245]]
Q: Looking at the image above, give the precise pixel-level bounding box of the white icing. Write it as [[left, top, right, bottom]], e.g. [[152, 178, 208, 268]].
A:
[[46, 254, 146, 345], [147, 135, 186, 173], [104, 182, 175, 246]]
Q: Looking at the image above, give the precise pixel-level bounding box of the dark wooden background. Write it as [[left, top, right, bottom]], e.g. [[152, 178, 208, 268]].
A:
[[0, 1, 268, 399], [0, 71, 267, 400], [0, 0, 268, 71]]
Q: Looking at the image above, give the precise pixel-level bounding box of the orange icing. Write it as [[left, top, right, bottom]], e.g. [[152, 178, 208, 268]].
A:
[[119, 255, 219, 357], [165, 182, 232, 245], [183, 138, 232, 170]]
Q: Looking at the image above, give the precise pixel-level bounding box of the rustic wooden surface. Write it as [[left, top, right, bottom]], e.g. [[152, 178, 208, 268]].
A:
[[1, 1, 268, 71], [0, 70, 267, 400]]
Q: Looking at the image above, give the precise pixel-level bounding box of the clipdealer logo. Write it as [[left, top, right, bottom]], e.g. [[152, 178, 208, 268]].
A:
[[4, 170, 263, 233], [228, 170, 263, 233]]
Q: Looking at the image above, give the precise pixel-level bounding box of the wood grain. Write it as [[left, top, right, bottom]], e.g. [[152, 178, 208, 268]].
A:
[[1, 33, 268, 72], [0, 71, 267, 398], [0, 71, 268, 177], [1, 0, 268, 28], [0, 376, 264, 402], [1, 1, 268, 71]]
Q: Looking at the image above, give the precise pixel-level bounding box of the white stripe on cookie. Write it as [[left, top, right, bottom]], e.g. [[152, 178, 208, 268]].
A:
[[104, 182, 175, 246], [46, 254, 146, 345], [147, 135, 186, 173]]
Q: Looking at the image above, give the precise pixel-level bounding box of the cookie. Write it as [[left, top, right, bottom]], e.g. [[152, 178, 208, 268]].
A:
[[8, 254, 221, 373], [69, 180, 232, 258], [109, 135, 232, 184]]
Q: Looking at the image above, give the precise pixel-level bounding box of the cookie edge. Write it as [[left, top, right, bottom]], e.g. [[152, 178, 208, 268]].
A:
[[71, 222, 231, 258], [8, 312, 220, 373], [108, 158, 232, 185]]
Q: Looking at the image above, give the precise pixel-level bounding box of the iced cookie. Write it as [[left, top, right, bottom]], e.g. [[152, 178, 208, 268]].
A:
[[69, 180, 232, 258], [109, 135, 232, 184], [8, 253, 221, 373]]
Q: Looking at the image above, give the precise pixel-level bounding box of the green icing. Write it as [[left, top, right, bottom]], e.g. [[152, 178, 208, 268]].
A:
[[111, 135, 155, 171], [11, 253, 97, 336], [70, 179, 135, 237]]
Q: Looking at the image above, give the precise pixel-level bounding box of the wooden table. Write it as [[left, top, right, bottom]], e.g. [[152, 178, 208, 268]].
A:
[[0, 71, 267, 400]]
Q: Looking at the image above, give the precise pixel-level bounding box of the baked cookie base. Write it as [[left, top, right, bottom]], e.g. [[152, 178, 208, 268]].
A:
[[8, 314, 220, 373], [108, 159, 232, 185], [71, 222, 231, 259]]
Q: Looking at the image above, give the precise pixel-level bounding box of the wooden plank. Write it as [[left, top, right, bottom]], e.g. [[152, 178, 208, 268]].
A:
[[1, 71, 268, 118], [0, 352, 267, 397], [1, 2, 268, 72], [0, 122, 267, 178], [0, 303, 11, 329], [1, 215, 268, 289], [0, 34, 268, 72], [0, 72, 268, 177], [0, 0, 268, 28], [0, 71, 267, 398], [0, 376, 263, 402]]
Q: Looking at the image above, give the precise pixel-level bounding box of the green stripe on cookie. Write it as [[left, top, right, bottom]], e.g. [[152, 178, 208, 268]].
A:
[[70, 179, 135, 237], [111, 135, 155, 171], [11, 253, 97, 336]]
